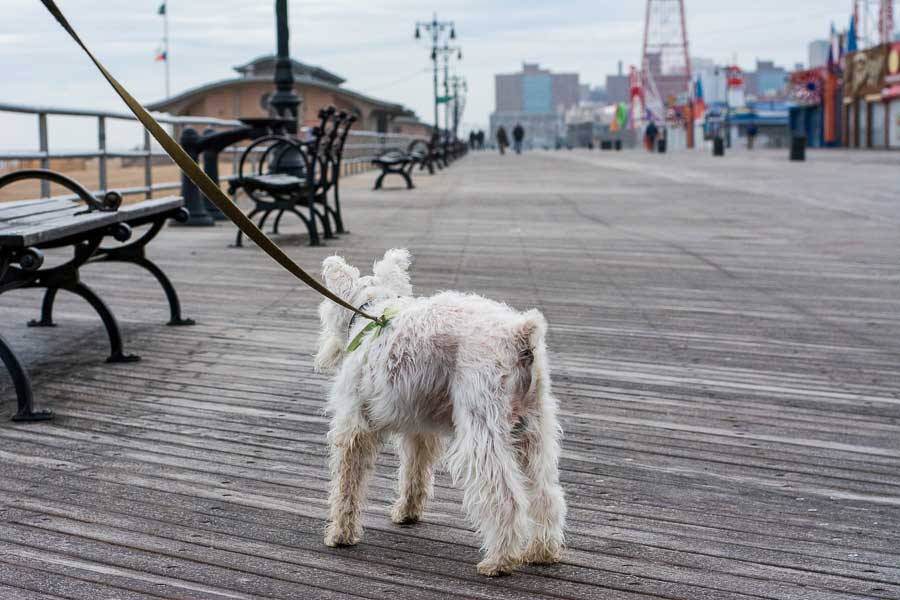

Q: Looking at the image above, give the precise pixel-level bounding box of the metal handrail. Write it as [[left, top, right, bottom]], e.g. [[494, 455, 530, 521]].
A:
[[0, 102, 242, 126], [0, 102, 424, 202]]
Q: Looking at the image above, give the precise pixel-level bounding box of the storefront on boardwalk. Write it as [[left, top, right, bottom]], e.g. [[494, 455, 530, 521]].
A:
[[843, 44, 889, 148], [883, 43, 900, 149]]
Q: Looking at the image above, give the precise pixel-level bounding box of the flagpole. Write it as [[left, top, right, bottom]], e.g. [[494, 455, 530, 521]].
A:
[[163, 1, 170, 98]]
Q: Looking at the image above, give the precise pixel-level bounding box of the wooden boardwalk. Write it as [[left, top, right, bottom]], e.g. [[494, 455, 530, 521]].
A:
[[1, 149, 898, 599]]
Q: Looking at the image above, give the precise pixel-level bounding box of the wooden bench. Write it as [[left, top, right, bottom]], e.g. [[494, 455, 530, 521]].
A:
[[228, 107, 354, 247], [271, 110, 356, 236], [371, 149, 417, 190], [0, 169, 191, 422]]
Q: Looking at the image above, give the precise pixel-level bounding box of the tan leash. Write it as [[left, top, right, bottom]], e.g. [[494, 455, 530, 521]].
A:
[[39, 0, 384, 326]]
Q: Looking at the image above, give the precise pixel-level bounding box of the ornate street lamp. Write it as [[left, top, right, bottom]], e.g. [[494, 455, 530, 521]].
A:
[[414, 14, 457, 132], [269, 0, 301, 135]]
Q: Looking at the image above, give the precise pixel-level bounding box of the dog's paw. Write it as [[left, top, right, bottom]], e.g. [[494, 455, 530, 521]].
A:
[[476, 557, 517, 577], [324, 524, 360, 547], [390, 502, 422, 525], [521, 540, 563, 565]]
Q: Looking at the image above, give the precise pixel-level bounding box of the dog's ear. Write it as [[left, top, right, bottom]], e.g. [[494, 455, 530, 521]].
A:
[[373, 248, 412, 296], [322, 255, 359, 300]]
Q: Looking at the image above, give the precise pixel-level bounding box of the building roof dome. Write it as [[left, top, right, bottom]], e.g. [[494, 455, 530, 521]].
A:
[[232, 55, 345, 86]]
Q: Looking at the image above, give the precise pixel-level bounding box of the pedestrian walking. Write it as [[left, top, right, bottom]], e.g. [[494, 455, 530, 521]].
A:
[[512, 123, 525, 154], [746, 124, 758, 150], [496, 126, 509, 155], [645, 121, 659, 152]]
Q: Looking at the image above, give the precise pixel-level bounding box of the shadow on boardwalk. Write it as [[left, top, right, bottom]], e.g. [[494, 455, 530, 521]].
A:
[[1, 149, 898, 599]]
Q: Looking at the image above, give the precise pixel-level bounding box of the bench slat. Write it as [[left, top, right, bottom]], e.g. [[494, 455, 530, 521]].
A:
[[0, 195, 184, 247], [0, 198, 82, 221], [0, 211, 120, 246]]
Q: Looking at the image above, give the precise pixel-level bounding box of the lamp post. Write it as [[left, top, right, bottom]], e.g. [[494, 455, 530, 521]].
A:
[[449, 76, 467, 139], [267, 0, 306, 176], [270, 0, 300, 135], [415, 14, 456, 134]]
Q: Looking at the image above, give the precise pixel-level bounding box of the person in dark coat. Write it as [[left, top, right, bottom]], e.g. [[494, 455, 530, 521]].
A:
[[645, 121, 659, 152], [496, 126, 509, 155], [512, 123, 525, 154], [746, 124, 759, 150]]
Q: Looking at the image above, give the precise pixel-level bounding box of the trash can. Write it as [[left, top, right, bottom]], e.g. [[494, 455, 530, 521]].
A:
[[657, 139, 667, 153], [713, 137, 725, 156], [614, 140, 622, 151], [790, 135, 806, 161]]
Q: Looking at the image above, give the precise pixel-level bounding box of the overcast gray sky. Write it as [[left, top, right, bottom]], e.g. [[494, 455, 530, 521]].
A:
[[0, 0, 885, 149]]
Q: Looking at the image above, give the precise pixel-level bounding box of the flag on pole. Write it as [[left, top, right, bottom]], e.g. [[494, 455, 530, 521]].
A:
[[846, 12, 858, 53], [155, 49, 167, 62], [158, 2, 166, 15], [827, 23, 838, 68], [693, 76, 705, 120]]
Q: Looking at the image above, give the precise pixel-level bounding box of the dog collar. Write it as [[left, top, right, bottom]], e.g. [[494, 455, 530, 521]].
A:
[[348, 300, 376, 333], [346, 306, 399, 353]]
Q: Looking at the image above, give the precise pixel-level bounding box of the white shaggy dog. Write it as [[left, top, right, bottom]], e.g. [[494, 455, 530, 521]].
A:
[[314, 249, 566, 576]]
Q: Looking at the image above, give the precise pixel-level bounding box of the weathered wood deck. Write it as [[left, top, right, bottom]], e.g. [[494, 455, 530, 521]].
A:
[[1, 149, 898, 599]]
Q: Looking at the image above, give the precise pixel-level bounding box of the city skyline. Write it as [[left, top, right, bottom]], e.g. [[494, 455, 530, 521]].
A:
[[0, 0, 893, 147]]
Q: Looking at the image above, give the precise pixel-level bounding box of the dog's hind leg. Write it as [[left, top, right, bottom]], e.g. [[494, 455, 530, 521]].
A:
[[324, 418, 383, 547], [514, 390, 566, 565], [447, 386, 532, 576], [391, 433, 442, 525]]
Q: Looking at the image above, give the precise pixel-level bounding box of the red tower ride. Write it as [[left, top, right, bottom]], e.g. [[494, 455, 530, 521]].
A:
[[641, 0, 692, 122]]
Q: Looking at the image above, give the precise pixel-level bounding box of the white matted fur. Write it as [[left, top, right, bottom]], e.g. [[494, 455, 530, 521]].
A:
[[315, 248, 566, 576]]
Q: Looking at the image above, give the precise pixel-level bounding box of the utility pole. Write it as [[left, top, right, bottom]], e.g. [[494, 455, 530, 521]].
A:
[[415, 14, 456, 134]]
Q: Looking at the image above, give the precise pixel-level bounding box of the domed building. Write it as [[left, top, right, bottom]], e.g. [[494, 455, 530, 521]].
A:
[[147, 55, 431, 136]]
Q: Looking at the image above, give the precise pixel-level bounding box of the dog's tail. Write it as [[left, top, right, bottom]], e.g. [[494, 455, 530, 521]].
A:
[[514, 309, 547, 367], [507, 309, 548, 423]]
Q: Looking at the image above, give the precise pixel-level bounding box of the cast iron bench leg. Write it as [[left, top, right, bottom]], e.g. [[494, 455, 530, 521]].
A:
[[374, 170, 387, 190], [0, 334, 53, 422], [235, 208, 262, 247], [401, 165, 415, 190], [272, 209, 286, 234], [62, 282, 140, 364], [332, 181, 347, 235], [131, 257, 195, 326], [27, 287, 60, 328]]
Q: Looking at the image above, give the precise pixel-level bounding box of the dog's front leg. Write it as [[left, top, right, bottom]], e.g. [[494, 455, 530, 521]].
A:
[[324, 419, 383, 547], [391, 433, 443, 525]]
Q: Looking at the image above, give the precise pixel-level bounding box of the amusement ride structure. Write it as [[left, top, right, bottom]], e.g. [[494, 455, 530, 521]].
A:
[[638, 0, 692, 125]]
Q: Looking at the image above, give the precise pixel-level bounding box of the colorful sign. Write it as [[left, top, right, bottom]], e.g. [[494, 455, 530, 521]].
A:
[[725, 66, 744, 89], [789, 68, 826, 105], [884, 44, 900, 100], [844, 45, 887, 98]]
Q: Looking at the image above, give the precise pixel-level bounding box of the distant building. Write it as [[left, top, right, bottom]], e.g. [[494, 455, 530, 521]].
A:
[[490, 63, 580, 147], [147, 55, 427, 134], [745, 60, 789, 99], [808, 40, 829, 68], [692, 58, 727, 105], [586, 87, 609, 103], [606, 60, 630, 104], [494, 63, 580, 114]]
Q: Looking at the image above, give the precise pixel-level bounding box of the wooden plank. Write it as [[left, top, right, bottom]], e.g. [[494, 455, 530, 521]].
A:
[[1, 150, 899, 599]]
